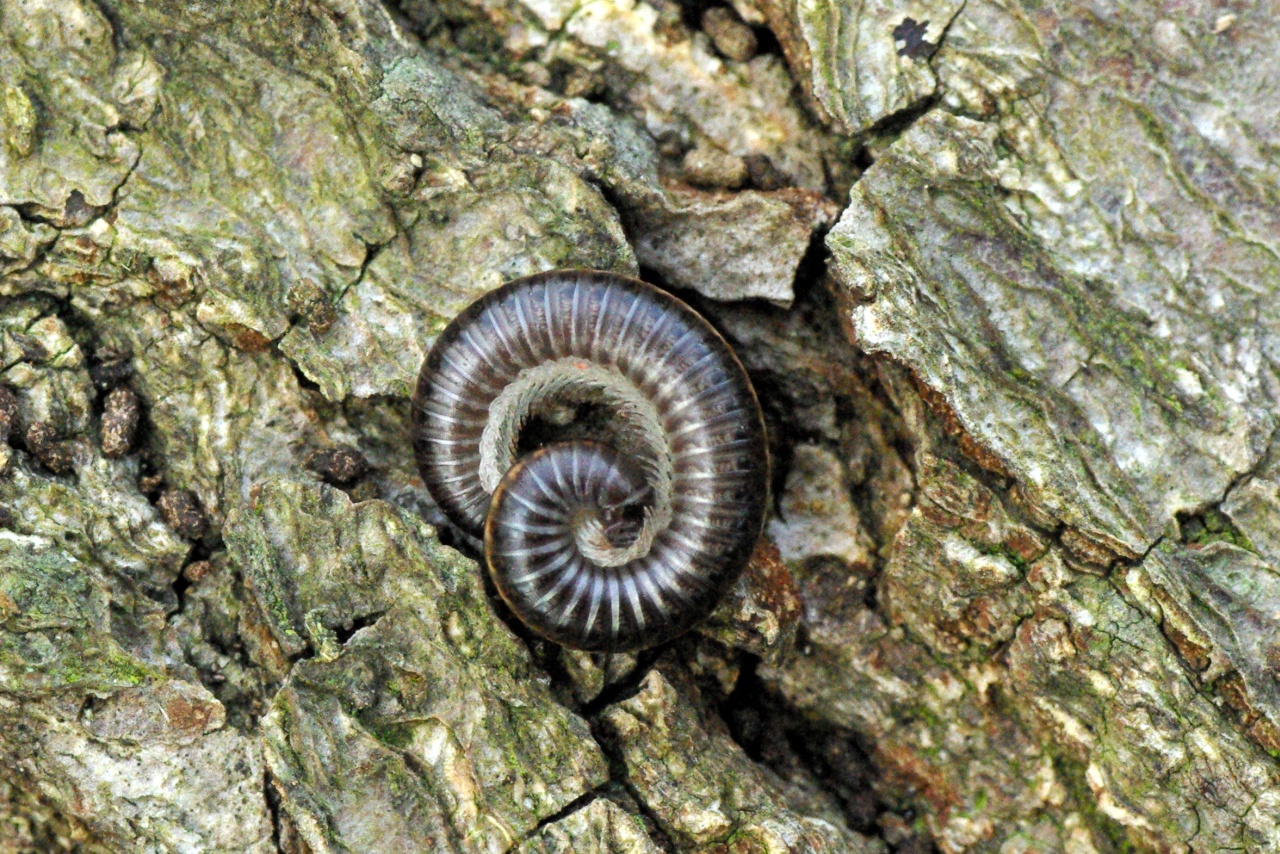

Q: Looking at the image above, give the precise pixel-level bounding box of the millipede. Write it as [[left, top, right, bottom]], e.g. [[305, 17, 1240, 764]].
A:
[[412, 270, 768, 652]]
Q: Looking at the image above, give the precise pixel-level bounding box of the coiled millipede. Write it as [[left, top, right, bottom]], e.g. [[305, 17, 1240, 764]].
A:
[[412, 270, 768, 652]]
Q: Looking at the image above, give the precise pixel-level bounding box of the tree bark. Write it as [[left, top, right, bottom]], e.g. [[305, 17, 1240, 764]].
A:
[[1, 0, 1277, 852]]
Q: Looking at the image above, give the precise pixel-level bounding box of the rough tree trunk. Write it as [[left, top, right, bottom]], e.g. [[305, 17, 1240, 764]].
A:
[[1, 0, 1277, 852]]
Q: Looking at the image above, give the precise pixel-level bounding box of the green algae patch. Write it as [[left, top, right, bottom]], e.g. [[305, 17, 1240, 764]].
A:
[[0, 533, 160, 695]]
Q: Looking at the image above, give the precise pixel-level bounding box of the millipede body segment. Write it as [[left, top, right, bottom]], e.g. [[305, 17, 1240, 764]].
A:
[[412, 270, 768, 652]]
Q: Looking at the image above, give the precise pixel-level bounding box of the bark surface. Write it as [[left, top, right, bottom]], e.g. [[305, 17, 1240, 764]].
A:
[[1, 0, 1277, 852]]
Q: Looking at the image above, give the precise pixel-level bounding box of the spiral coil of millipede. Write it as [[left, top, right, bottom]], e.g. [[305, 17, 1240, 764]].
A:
[[413, 270, 768, 652]]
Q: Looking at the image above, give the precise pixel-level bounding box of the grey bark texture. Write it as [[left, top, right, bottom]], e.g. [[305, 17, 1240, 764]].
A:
[[0, 0, 1277, 852]]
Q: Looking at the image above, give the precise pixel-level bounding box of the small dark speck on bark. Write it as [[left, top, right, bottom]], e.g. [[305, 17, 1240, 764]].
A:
[[893, 17, 934, 58]]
